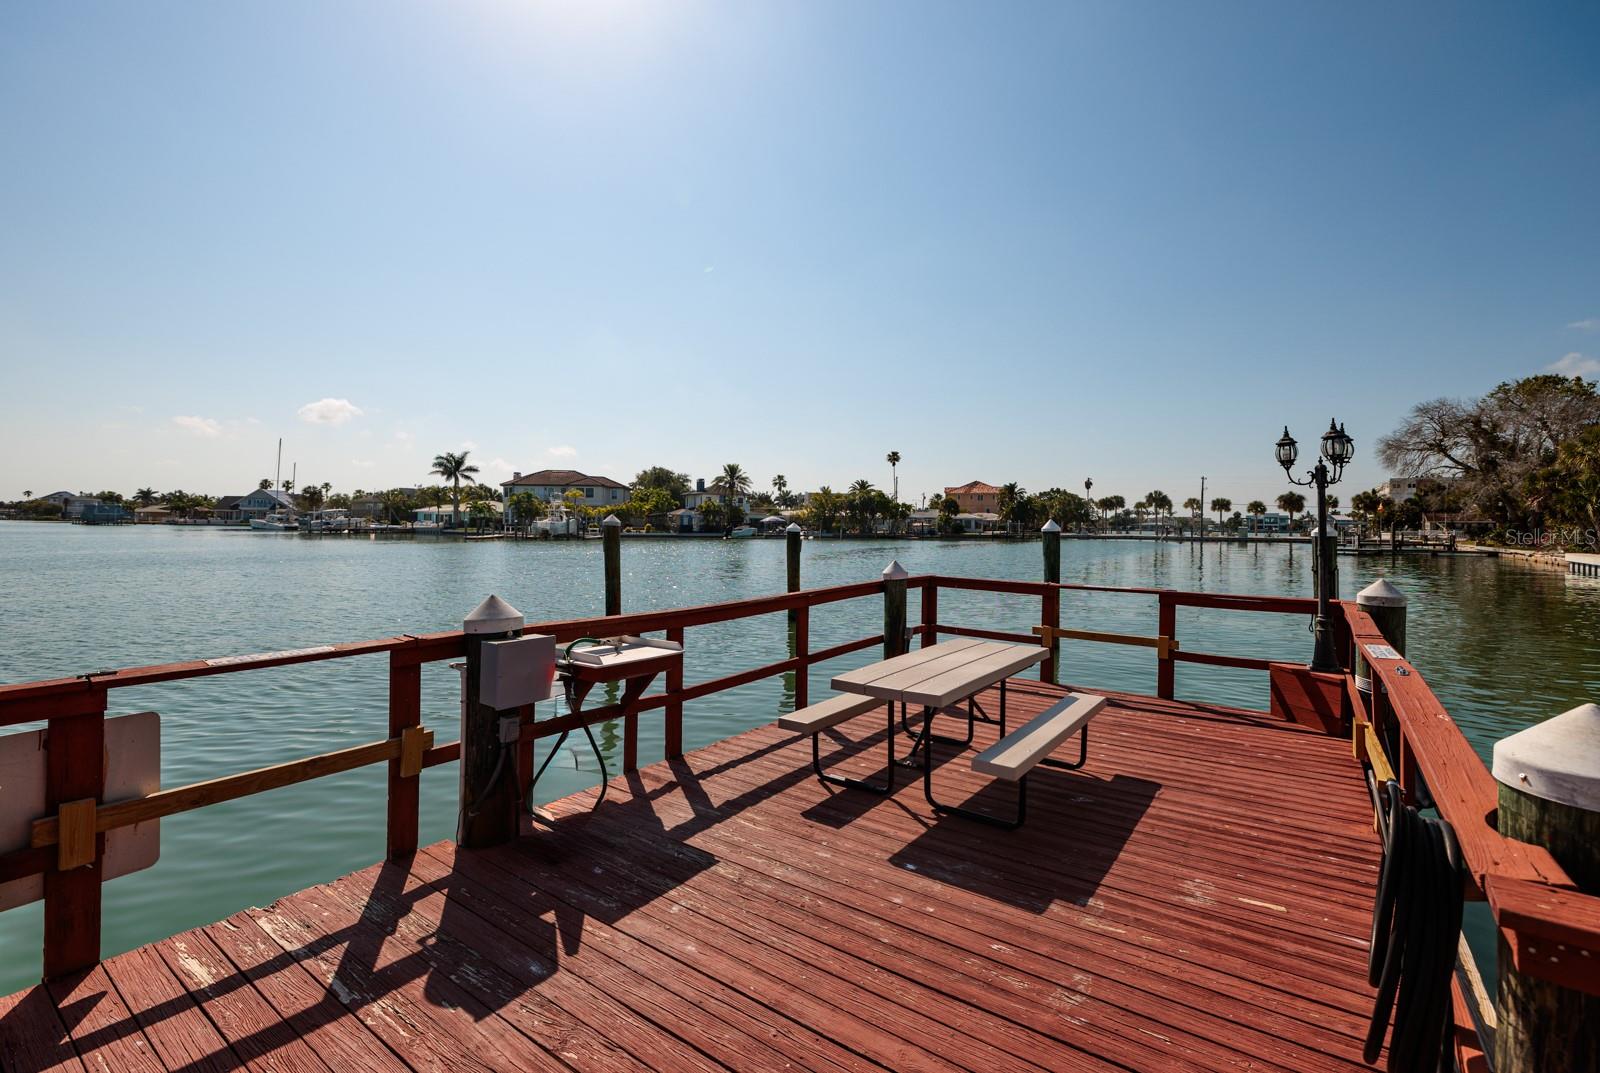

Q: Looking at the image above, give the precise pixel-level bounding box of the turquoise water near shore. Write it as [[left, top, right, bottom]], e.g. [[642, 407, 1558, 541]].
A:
[[2, 521, 1597, 993]]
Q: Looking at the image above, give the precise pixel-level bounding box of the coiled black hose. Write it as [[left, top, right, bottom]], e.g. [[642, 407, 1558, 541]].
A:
[[1364, 780, 1465, 1072]]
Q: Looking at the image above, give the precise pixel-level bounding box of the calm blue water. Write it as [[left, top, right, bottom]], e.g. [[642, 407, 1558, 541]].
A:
[[2, 521, 1596, 993]]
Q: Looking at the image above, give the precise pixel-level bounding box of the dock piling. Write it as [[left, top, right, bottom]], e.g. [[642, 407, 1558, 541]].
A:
[[1491, 703, 1600, 1072], [602, 514, 622, 617], [459, 595, 525, 849], [882, 560, 908, 659], [1042, 520, 1061, 684], [786, 523, 802, 625], [1354, 579, 1406, 754]]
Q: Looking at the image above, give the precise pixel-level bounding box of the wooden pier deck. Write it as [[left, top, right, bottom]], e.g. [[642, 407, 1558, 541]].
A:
[[2, 681, 1383, 1073]]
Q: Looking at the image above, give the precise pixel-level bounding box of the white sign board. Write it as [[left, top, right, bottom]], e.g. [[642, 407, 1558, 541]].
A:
[[0, 711, 161, 911], [1364, 644, 1402, 661]]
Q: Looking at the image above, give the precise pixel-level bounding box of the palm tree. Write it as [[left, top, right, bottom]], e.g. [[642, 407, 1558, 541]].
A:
[[849, 478, 875, 495], [997, 482, 1026, 535], [22, 490, 32, 501], [1210, 497, 1232, 531], [133, 488, 157, 507], [430, 451, 480, 528], [1277, 491, 1306, 534], [771, 474, 790, 509], [886, 451, 901, 502], [1247, 500, 1267, 535], [258, 478, 273, 491], [715, 462, 749, 520]]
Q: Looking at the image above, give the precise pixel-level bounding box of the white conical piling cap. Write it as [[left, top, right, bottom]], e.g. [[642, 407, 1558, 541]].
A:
[[464, 594, 524, 635], [1357, 579, 1407, 607], [882, 560, 908, 581], [1492, 703, 1600, 811], [602, 514, 621, 526], [1041, 520, 1061, 533], [786, 522, 802, 533]]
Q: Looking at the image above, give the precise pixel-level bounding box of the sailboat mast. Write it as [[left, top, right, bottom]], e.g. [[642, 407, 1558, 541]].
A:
[[275, 438, 283, 492]]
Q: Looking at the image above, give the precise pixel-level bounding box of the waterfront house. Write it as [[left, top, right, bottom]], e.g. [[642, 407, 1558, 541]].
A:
[[230, 488, 297, 522], [1379, 475, 1423, 501], [78, 502, 131, 524], [667, 507, 703, 533], [684, 478, 751, 514], [944, 480, 1000, 514], [39, 491, 109, 519], [500, 469, 627, 522]]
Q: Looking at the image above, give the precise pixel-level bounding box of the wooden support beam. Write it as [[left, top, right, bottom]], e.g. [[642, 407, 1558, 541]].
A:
[[33, 737, 404, 848], [398, 726, 433, 779], [1031, 624, 1179, 660], [55, 799, 97, 872]]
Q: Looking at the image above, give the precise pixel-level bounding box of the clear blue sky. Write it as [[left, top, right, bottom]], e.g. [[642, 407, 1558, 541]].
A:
[[3, 1, 1596, 509]]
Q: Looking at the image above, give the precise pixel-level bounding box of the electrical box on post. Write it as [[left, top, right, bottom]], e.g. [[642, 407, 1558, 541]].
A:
[[479, 633, 556, 710]]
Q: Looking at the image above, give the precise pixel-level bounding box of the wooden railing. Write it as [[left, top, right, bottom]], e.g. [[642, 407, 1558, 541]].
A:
[[1338, 600, 1600, 1067], [3, 567, 1593, 1023]]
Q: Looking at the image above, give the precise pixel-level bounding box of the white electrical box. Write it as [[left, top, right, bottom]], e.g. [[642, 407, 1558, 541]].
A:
[[479, 633, 556, 710]]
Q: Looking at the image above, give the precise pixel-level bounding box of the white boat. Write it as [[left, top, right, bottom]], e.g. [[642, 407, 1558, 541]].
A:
[[535, 506, 581, 538], [727, 526, 758, 539], [299, 508, 351, 533], [249, 511, 298, 532]]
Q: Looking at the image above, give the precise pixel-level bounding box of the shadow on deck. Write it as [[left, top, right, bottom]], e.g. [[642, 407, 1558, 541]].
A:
[[1, 681, 1383, 1073]]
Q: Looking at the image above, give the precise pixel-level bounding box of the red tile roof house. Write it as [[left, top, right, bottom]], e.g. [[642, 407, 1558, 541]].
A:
[[499, 470, 628, 524], [944, 480, 1001, 514]]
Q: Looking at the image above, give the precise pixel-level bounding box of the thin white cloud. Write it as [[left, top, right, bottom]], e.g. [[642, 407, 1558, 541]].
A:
[[297, 398, 364, 425], [171, 415, 222, 438], [1547, 352, 1600, 377], [393, 430, 414, 442], [1568, 319, 1599, 332], [351, 459, 377, 468], [546, 444, 578, 458], [459, 440, 479, 452]]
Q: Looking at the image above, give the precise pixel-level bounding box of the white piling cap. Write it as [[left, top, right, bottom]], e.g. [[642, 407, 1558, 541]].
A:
[[464, 594, 524, 635], [1041, 519, 1061, 533], [602, 514, 621, 526], [1357, 579, 1407, 607], [1492, 703, 1600, 811], [882, 560, 908, 581], [786, 522, 802, 533]]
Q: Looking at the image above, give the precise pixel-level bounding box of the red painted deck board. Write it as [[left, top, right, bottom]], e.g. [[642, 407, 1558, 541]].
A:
[[1, 683, 1385, 1072]]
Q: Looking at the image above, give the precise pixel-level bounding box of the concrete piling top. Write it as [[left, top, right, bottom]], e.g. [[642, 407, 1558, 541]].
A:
[[602, 514, 621, 527], [464, 594, 525, 635], [1492, 703, 1600, 811], [1041, 520, 1061, 533], [882, 560, 908, 581], [1356, 579, 1407, 607], [786, 522, 802, 533]]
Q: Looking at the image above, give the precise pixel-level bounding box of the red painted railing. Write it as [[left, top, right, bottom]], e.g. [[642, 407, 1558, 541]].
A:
[[2, 569, 1593, 1021]]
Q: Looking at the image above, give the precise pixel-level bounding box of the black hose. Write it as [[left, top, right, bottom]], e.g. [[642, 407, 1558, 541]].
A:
[[1363, 779, 1465, 1071]]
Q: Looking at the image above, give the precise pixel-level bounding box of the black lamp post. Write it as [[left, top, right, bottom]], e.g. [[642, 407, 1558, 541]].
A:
[[1277, 419, 1355, 673], [1084, 478, 1093, 531]]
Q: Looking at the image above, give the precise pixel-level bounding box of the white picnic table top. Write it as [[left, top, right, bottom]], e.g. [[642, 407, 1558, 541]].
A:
[[831, 637, 1047, 709]]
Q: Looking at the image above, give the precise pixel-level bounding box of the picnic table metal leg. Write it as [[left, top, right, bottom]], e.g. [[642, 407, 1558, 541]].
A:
[[1038, 727, 1089, 771], [812, 702, 897, 795], [901, 700, 977, 750], [919, 718, 1027, 829]]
